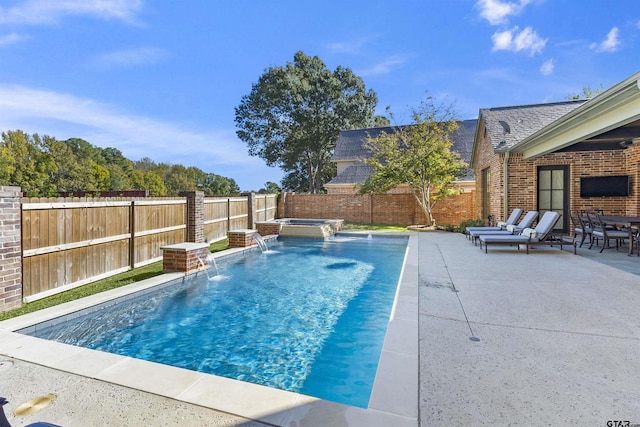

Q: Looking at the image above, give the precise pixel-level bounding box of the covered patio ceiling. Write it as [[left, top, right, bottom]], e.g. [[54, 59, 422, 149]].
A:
[[557, 118, 640, 152], [510, 71, 640, 158]]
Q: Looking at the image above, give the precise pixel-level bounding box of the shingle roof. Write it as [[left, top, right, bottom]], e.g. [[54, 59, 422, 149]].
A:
[[332, 120, 476, 162], [326, 162, 375, 185], [328, 119, 477, 186], [480, 100, 588, 151], [331, 126, 397, 161]]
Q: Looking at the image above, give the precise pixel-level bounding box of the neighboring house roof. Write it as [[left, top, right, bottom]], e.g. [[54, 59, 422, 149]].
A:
[[326, 162, 375, 185], [331, 126, 397, 162], [479, 99, 588, 153], [328, 119, 477, 187]]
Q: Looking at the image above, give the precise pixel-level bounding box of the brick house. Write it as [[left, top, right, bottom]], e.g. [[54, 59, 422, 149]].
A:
[[471, 70, 640, 233], [325, 120, 477, 194]]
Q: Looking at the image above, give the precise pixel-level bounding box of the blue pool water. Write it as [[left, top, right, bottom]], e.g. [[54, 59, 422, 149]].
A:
[[25, 235, 408, 408]]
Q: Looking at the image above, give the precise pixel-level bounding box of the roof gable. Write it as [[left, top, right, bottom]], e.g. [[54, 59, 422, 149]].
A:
[[479, 100, 588, 152]]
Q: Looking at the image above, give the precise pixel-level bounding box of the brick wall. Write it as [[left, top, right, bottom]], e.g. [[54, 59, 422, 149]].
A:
[[281, 191, 477, 226], [0, 186, 22, 312], [473, 134, 640, 230], [473, 122, 507, 221]]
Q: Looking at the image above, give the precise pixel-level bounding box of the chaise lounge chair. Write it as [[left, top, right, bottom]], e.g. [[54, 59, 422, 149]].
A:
[[468, 210, 538, 245], [465, 208, 523, 239], [478, 211, 562, 253]]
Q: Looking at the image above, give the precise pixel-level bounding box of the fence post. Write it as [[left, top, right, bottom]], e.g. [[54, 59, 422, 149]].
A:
[[245, 192, 257, 229], [180, 191, 204, 243], [129, 201, 136, 268], [0, 186, 22, 313]]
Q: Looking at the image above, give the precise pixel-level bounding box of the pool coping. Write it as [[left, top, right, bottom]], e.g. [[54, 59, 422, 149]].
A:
[[0, 233, 418, 427]]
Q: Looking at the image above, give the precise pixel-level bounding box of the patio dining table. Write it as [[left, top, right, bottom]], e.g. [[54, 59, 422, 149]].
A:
[[598, 215, 640, 256]]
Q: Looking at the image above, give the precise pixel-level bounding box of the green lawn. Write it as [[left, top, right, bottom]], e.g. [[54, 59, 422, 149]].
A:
[[0, 226, 405, 321], [0, 239, 230, 322], [342, 222, 408, 232]]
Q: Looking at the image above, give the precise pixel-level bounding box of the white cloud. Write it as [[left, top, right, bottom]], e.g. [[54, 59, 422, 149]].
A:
[[0, 32, 26, 46], [540, 59, 554, 75], [94, 47, 168, 68], [491, 26, 547, 55], [590, 27, 621, 53], [476, 0, 532, 25], [323, 37, 370, 55], [0, 0, 143, 25], [357, 55, 409, 76], [0, 85, 251, 166]]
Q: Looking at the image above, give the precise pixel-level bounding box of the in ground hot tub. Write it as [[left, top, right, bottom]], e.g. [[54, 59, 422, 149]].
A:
[[257, 218, 344, 238]]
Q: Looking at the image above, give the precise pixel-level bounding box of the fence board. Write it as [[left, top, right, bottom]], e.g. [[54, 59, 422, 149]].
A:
[[18, 195, 267, 302], [21, 197, 190, 300]]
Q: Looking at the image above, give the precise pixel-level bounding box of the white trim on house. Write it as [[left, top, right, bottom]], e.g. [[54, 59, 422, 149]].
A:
[[511, 72, 640, 158]]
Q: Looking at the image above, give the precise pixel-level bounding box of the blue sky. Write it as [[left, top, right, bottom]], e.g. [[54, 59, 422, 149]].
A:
[[1, 0, 639, 191]]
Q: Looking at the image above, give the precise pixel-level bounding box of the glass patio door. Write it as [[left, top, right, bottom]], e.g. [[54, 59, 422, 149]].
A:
[[537, 165, 568, 232]]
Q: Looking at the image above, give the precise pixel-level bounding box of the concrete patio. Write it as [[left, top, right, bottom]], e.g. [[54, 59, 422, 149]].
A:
[[419, 231, 640, 425], [1, 231, 639, 426]]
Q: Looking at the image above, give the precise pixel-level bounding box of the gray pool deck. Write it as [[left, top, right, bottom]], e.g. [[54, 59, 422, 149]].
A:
[[2, 232, 640, 426]]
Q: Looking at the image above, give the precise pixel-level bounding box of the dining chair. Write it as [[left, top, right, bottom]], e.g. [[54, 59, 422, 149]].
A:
[[585, 211, 602, 249], [570, 210, 586, 247], [590, 213, 630, 253]]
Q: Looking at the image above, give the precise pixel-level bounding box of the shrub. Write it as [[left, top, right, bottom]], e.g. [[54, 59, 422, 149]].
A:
[[457, 218, 486, 233]]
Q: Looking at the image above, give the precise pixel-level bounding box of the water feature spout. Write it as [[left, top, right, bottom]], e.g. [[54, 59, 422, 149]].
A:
[[196, 254, 213, 281], [206, 253, 220, 276], [252, 232, 269, 252], [196, 253, 227, 281]]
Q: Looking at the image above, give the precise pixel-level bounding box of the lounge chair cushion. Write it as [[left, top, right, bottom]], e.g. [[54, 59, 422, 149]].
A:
[[479, 211, 561, 253]]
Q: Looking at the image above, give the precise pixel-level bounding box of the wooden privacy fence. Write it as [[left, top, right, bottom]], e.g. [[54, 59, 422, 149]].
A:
[[20, 193, 277, 302]]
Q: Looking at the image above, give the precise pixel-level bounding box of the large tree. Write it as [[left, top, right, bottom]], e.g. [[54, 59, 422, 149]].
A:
[[235, 51, 378, 193], [0, 130, 53, 195], [1, 130, 241, 196], [566, 84, 606, 100], [359, 99, 468, 227]]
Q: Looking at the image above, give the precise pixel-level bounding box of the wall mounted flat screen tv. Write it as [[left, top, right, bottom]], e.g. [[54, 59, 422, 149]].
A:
[[580, 175, 630, 197]]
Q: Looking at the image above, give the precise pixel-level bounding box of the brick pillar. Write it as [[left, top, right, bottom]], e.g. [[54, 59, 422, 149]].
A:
[[181, 191, 204, 243], [0, 186, 22, 313], [228, 229, 258, 247], [256, 221, 282, 236], [160, 243, 210, 274]]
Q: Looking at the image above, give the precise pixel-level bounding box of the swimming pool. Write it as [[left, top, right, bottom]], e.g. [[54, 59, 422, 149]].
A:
[[21, 235, 408, 408]]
